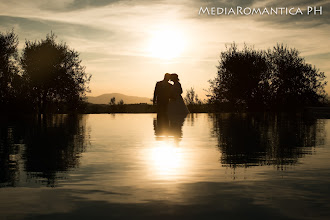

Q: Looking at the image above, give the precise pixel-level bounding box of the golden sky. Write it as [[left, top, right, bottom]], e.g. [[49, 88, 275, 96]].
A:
[[0, 0, 329, 99]]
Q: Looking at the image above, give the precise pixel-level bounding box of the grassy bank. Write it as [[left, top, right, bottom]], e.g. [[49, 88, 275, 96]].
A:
[[82, 103, 330, 119], [82, 103, 211, 114]]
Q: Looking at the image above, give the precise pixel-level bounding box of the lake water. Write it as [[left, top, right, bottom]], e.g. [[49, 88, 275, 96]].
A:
[[0, 113, 330, 219]]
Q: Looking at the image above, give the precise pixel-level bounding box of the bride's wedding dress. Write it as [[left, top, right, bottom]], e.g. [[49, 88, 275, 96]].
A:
[[168, 82, 190, 116]]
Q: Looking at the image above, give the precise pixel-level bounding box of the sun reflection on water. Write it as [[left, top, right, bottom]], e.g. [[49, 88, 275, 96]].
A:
[[149, 141, 184, 179]]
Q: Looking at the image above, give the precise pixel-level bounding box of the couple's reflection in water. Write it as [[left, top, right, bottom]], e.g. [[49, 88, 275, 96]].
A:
[[153, 113, 187, 144], [152, 113, 188, 178]]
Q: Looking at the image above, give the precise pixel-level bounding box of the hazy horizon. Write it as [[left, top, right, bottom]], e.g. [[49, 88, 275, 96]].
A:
[[0, 0, 329, 100]]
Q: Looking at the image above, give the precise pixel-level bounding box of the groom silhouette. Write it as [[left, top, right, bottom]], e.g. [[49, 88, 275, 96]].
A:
[[153, 73, 172, 114]]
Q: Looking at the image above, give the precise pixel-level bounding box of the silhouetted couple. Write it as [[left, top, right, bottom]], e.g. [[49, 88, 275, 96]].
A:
[[153, 73, 189, 141], [153, 73, 189, 116]]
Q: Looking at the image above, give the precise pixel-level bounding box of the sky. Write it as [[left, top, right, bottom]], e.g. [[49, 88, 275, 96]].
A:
[[0, 0, 329, 100]]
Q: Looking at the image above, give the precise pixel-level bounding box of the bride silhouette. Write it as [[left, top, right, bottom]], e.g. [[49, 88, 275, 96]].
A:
[[167, 73, 189, 116]]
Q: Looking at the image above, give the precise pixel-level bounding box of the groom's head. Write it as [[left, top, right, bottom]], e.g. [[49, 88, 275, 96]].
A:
[[164, 73, 171, 81]]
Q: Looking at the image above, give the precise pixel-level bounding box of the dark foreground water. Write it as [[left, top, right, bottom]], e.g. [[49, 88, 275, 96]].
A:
[[0, 113, 330, 220]]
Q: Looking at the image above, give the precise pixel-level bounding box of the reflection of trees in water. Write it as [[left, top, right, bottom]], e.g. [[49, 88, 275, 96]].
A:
[[185, 113, 198, 126], [0, 114, 89, 187], [212, 113, 325, 169], [0, 125, 21, 187]]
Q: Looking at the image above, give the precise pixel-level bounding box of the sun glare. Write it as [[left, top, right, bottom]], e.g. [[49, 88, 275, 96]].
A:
[[148, 29, 186, 59], [150, 142, 183, 178]]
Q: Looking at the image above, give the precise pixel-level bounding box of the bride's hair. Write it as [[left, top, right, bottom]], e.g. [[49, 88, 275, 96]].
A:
[[171, 73, 179, 82]]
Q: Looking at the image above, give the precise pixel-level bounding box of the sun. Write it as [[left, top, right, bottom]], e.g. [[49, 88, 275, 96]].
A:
[[148, 28, 186, 60]]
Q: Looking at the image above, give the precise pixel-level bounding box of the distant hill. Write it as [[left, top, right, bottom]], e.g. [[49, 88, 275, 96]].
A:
[[86, 93, 152, 104]]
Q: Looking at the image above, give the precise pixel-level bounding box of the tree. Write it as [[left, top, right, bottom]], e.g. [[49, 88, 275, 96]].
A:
[[209, 43, 270, 110], [0, 30, 19, 106], [184, 87, 202, 105], [20, 33, 91, 113], [184, 87, 203, 113], [109, 97, 116, 105], [267, 44, 326, 109], [118, 99, 124, 105], [117, 99, 126, 112], [209, 43, 327, 111]]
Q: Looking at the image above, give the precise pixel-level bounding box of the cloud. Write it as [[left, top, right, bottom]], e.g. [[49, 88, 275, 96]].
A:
[[0, 0, 169, 13], [43, 0, 124, 11]]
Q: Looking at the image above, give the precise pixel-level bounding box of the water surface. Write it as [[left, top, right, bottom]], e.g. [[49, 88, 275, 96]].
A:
[[0, 113, 329, 219]]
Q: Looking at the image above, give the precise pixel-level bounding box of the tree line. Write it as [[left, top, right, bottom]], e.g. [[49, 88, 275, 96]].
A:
[[0, 30, 91, 114]]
